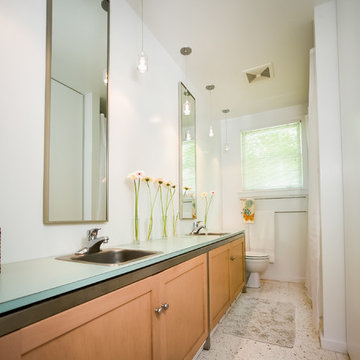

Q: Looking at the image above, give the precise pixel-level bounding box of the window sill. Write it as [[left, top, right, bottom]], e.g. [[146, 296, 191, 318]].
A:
[[238, 188, 308, 200]]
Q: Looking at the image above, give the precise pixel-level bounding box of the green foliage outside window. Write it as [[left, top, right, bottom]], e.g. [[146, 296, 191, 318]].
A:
[[241, 122, 303, 190]]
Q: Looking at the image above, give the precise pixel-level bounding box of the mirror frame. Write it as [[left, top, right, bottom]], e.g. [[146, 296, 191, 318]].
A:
[[43, 0, 110, 224], [178, 82, 197, 220]]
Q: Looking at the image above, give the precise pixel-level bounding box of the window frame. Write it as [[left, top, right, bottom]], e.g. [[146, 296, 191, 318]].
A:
[[239, 119, 308, 197]]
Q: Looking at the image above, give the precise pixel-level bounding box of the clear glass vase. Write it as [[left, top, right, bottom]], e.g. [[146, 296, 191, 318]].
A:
[[172, 215, 178, 237], [161, 215, 169, 238], [132, 217, 144, 243], [145, 216, 154, 241]]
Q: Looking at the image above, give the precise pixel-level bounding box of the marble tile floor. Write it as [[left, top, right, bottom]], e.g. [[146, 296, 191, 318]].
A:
[[197, 280, 349, 360]]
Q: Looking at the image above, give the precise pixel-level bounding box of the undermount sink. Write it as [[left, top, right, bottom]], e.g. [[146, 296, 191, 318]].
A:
[[56, 248, 162, 266]]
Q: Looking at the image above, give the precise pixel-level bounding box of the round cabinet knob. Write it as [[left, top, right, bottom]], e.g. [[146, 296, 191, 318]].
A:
[[154, 303, 170, 314], [154, 307, 163, 314], [230, 256, 236, 261]]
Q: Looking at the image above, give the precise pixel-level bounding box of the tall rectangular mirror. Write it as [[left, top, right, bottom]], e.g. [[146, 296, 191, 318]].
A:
[[179, 82, 197, 219], [44, 0, 109, 224]]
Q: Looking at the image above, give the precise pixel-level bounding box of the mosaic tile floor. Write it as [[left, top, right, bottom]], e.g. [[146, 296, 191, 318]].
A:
[[197, 280, 349, 360]]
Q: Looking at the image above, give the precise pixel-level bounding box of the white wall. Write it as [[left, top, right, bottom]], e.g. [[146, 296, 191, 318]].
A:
[[221, 105, 308, 282], [0, 0, 223, 263], [337, 0, 360, 358], [314, 0, 346, 352]]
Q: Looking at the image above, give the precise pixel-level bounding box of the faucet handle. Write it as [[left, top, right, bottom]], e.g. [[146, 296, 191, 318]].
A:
[[192, 220, 201, 229], [88, 227, 101, 239]]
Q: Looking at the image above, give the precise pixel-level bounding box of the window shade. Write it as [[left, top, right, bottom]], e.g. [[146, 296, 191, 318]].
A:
[[241, 122, 303, 190]]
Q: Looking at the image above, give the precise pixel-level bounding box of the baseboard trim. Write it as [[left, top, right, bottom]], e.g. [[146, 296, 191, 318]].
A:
[[320, 332, 347, 353], [262, 275, 305, 283]]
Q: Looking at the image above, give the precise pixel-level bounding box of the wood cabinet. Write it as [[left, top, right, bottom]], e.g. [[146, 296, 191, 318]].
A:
[[0, 255, 208, 360], [209, 237, 245, 330], [229, 238, 245, 302], [158, 254, 208, 360], [209, 243, 231, 329], [1, 276, 159, 360], [0, 236, 245, 359]]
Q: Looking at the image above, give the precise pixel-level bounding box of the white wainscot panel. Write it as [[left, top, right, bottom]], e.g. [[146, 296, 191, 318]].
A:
[[262, 211, 307, 283]]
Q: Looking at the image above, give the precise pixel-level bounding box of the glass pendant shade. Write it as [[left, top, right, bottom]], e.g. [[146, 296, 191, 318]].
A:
[[223, 108, 230, 152], [103, 69, 108, 84], [137, 51, 148, 73], [183, 99, 191, 115], [180, 47, 192, 115], [206, 84, 215, 138], [209, 126, 214, 137]]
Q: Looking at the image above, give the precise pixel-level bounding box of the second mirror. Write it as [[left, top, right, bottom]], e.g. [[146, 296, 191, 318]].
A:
[[179, 82, 196, 219]]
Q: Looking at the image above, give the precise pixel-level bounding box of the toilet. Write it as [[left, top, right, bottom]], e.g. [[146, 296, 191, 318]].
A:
[[245, 251, 270, 288]]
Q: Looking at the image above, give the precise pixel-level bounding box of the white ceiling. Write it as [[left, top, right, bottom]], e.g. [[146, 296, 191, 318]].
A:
[[126, 0, 316, 119]]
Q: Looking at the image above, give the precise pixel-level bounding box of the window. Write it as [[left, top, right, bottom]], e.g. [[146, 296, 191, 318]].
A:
[[241, 122, 303, 191]]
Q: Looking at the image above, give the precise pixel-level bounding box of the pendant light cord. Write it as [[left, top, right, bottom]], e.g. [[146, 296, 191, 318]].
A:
[[225, 113, 228, 143], [185, 56, 188, 87], [141, 0, 144, 51], [209, 90, 213, 126]]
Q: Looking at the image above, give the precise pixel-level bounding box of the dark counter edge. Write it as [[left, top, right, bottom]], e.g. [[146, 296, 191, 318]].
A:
[[0, 233, 244, 337]]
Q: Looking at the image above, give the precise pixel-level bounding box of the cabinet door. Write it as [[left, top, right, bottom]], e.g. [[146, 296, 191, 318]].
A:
[[209, 244, 231, 330], [0, 276, 160, 360], [157, 254, 208, 360], [229, 238, 245, 302]]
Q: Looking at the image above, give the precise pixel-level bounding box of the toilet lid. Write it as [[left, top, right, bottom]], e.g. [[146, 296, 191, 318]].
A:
[[246, 251, 269, 259]]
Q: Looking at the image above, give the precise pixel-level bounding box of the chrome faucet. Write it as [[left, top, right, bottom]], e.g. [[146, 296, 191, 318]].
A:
[[75, 228, 109, 255], [190, 220, 206, 235]]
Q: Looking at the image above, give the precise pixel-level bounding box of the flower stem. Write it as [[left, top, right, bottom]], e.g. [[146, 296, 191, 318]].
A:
[[204, 194, 214, 229], [146, 183, 152, 240], [171, 189, 179, 236], [159, 186, 167, 237], [204, 196, 208, 228], [164, 187, 170, 237], [134, 179, 140, 241], [146, 183, 160, 240]]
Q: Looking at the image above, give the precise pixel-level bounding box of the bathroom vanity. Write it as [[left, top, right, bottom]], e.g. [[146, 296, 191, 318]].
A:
[[0, 232, 245, 359]]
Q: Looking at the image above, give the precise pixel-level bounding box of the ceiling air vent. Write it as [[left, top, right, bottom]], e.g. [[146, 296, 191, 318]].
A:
[[243, 63, 274, 84]]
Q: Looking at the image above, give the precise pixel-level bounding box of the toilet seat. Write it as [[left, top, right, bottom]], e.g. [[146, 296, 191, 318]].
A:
[[246, 251, 269, 260]]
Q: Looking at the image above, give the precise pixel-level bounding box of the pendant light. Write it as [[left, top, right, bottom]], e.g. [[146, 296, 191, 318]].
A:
[[223, 109, 230, 151], [180, 47, 192, 115], [102, 69, 108, 84], [137, 0, 148, 73], [209, 125, 214, 137], [206, 85, 215, 137], [183, 97, 191, 116]]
